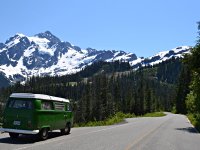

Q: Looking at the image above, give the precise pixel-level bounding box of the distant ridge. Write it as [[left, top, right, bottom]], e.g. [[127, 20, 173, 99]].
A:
[[0, 31, 192, 84]]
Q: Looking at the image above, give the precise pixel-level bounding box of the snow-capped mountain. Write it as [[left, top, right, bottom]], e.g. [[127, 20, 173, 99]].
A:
[[0, 31, 137, 83], [0, 31, 192, 84], [130, 46, 191, 69]]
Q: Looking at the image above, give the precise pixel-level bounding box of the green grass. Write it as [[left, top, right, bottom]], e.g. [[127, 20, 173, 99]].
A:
[[187, 113, 200, 132], [74, 112, 165, 127], [74, 112, 135, 127], [67, 82, 77, 86], [141, 112, 166, 117]]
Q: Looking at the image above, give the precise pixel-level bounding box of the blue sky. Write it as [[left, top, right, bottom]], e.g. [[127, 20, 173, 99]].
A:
[[0, 0, 200, 57]]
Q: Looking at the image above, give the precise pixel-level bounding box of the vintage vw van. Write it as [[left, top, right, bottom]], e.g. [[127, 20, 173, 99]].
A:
[[0, 93, 73, 140]]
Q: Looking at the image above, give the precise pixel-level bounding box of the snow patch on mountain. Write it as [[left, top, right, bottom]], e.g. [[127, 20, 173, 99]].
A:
[[129, 46, 191, 69], [0, 31, 192, 84]]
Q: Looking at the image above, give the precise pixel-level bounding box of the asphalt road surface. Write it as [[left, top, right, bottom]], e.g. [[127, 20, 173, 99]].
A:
[[0, 113, 200, 150]]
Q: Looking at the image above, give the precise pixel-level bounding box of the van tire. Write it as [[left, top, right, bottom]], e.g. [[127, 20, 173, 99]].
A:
[[39, 128, 49, 140], [9, 132, 19, 139], [61, 123, 71, 135]]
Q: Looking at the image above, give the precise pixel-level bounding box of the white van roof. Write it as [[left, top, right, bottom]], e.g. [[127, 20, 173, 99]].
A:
[[10, 93, 70, 103]]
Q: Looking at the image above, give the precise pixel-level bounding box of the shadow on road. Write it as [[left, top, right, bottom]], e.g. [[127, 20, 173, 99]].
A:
[[175, 127, 199, 134], [0, 132, 68, 144]]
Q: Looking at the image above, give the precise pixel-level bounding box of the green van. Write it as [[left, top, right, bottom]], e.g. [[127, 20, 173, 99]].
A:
[[0, 93, 73, 140]]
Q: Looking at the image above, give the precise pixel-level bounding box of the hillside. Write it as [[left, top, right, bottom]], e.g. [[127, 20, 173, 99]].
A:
[[0, 57, 183, 124]]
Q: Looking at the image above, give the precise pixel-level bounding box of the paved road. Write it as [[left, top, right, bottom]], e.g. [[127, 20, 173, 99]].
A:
[[0, 113, 200, 150]]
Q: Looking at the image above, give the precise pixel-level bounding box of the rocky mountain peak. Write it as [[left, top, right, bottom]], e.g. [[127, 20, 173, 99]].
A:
[[35, 31, 61, 44]]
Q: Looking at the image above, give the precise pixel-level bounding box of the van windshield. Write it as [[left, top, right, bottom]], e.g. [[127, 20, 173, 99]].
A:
[[8, 99, 33, 109]]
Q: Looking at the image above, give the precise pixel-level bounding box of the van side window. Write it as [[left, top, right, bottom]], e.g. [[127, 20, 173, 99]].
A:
[[8, 100, 32, 109], [41, 101, 53, 110], [54, 102, 65, 111]]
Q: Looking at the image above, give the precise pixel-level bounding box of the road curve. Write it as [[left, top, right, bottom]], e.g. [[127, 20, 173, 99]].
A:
[[0, 113, 200, 150]]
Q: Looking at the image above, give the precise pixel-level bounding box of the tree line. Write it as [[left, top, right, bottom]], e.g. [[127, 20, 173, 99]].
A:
[[175, 22, 200, 130], [0, 58, 182, 124]]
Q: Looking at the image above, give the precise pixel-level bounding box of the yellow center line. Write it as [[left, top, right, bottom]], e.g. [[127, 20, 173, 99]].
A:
[[124, 117, 172, 150]]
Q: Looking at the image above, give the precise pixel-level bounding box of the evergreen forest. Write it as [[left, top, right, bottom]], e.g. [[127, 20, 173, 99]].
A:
[[0, 59, 183, 125]]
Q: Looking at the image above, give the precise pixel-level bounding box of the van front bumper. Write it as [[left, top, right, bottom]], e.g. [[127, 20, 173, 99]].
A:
[[0, 128, 39, 134]]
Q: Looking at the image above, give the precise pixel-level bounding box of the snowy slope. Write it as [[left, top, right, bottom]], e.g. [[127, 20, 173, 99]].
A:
[[0, 31, 137, 83], [0, 31, 192, 84], [130, 46, 191, 69]]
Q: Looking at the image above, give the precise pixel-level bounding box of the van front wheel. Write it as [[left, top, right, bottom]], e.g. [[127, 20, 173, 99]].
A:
[[39, 128, 49, 140], [9, 132, 19, 139], [61, 123, 71, 135]]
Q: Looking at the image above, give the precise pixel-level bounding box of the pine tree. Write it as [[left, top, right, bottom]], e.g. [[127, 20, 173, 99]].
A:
[[176, 65, 191, 114], [185, 22, 200, 114]]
